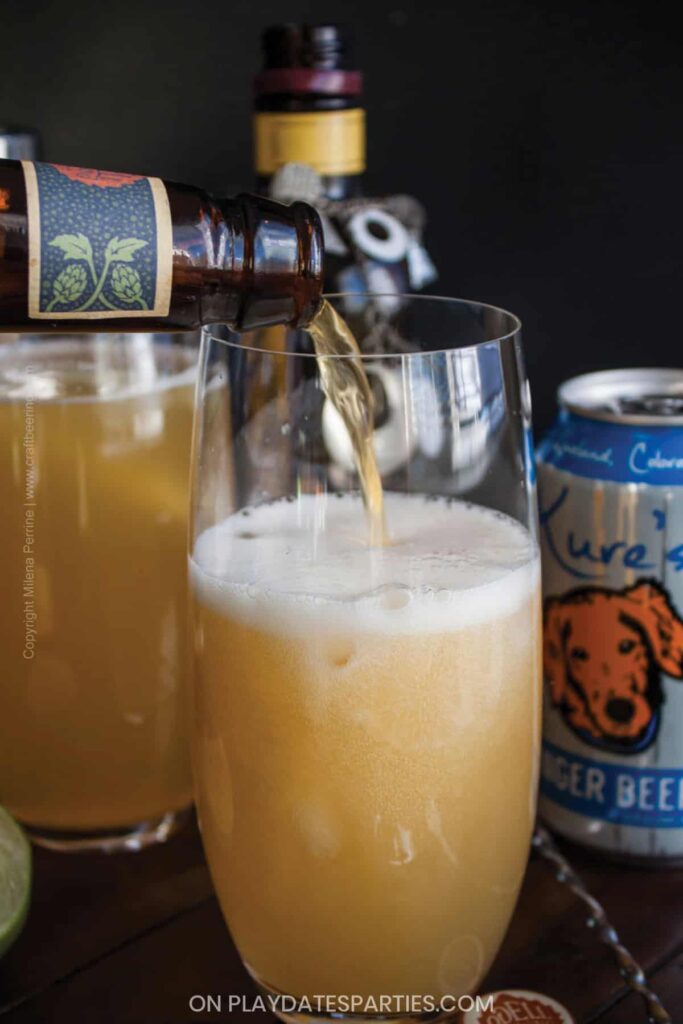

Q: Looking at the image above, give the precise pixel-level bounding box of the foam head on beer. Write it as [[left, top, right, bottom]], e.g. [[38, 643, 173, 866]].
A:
[[191, 491, 541, 1000], [192, 492, 537, 630]]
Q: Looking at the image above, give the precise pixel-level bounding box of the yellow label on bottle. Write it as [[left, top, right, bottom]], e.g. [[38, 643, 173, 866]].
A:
[[254, 109, 366, 176]]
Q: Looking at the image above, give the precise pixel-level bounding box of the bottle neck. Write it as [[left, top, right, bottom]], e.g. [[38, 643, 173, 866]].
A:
[[253, 98, 366, 201], [204, 193, 324, 330], [0, 161, 323, 332]]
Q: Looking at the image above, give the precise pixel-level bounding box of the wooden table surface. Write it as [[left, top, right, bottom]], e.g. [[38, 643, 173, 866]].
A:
[[1, 816, 681, 1024]]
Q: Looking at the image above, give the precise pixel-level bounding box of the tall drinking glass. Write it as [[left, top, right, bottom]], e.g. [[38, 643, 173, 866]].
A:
[[190, 296, 541, 1017], [0, 332, 197, 851]]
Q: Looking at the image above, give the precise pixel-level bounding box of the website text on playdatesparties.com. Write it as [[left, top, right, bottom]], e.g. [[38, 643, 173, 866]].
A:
[[188, 994, 495, 1015]]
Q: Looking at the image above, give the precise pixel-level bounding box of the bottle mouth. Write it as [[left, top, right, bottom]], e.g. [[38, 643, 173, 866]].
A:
[[292, 200, 325, 327], [232, 195, 324, 331], [261, 23, 354, 69]]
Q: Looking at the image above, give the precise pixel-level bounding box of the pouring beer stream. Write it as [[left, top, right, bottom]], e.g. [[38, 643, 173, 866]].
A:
[[307, 300, 387, 547]]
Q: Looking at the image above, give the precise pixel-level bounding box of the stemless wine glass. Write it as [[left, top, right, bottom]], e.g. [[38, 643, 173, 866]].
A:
[[190, 296, 541, 1019], [0, 332, 197, 851]]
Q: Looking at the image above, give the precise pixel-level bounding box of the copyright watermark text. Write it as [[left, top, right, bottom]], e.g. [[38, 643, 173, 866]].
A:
[[22, 375, 38, 660]]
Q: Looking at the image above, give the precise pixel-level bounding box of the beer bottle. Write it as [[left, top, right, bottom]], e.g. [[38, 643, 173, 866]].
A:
[[254, 23, 364, 202], [0, 159, 323, 332], [252, 25, 435, 299]]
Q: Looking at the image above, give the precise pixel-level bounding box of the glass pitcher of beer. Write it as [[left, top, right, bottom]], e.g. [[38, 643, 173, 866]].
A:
[[0, 332, 197, 851], [189, 295, 542, 1015]]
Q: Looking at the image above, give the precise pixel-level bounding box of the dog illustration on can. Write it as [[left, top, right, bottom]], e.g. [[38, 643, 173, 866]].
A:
[[544, 579, 683, 754]]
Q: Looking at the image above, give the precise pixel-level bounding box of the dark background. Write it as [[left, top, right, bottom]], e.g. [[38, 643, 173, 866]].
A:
[[1, 0, 680, 431]]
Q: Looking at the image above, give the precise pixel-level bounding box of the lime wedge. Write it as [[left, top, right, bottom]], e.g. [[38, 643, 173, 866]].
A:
[[0, 806, 31, 957]]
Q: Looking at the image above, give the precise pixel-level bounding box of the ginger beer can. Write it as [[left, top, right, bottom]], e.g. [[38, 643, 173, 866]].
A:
[[537, 368, 683, 864]]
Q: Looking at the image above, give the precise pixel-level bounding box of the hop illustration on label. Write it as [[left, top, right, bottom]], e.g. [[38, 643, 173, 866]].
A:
[[52, 263, 87, 305], [45, 233, 149, 313], [112, 264, 143, 303]]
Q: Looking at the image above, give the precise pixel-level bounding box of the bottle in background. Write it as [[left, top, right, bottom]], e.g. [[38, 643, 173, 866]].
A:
[[0, 159, 323, 332], [254, 23, 364, 203], [253, 24, 436, 301], [0, 125, 40, 161]]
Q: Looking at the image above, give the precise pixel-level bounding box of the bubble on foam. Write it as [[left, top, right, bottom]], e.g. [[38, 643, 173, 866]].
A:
[[191, 492, 539, 635]]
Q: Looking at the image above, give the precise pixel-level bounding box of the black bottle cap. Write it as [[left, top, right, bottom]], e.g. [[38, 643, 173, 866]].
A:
[[256, 24, 362, 97], [262, 24, 352, 70]]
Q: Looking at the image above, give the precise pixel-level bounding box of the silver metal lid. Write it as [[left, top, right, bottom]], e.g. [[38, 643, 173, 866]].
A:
[[559, 368, 683, 425], [0, 126, 40, 160]]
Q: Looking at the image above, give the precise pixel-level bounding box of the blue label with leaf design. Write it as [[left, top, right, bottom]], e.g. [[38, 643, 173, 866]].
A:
[[23, 162, 172, 320]]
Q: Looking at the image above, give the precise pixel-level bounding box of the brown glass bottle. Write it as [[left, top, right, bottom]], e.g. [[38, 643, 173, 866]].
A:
[[0, 159, 323, 332]]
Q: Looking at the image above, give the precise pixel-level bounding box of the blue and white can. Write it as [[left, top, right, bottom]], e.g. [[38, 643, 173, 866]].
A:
[[537, 368, 683, 864]]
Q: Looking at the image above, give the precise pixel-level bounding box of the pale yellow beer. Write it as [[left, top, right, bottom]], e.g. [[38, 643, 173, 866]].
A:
[[0, 338, 196, 832], [191, 492, 541, 1001]]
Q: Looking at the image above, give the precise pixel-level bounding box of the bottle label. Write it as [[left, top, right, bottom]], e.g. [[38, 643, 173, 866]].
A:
[[254, 109, 365, 176], [22, 162, 173, 319]]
